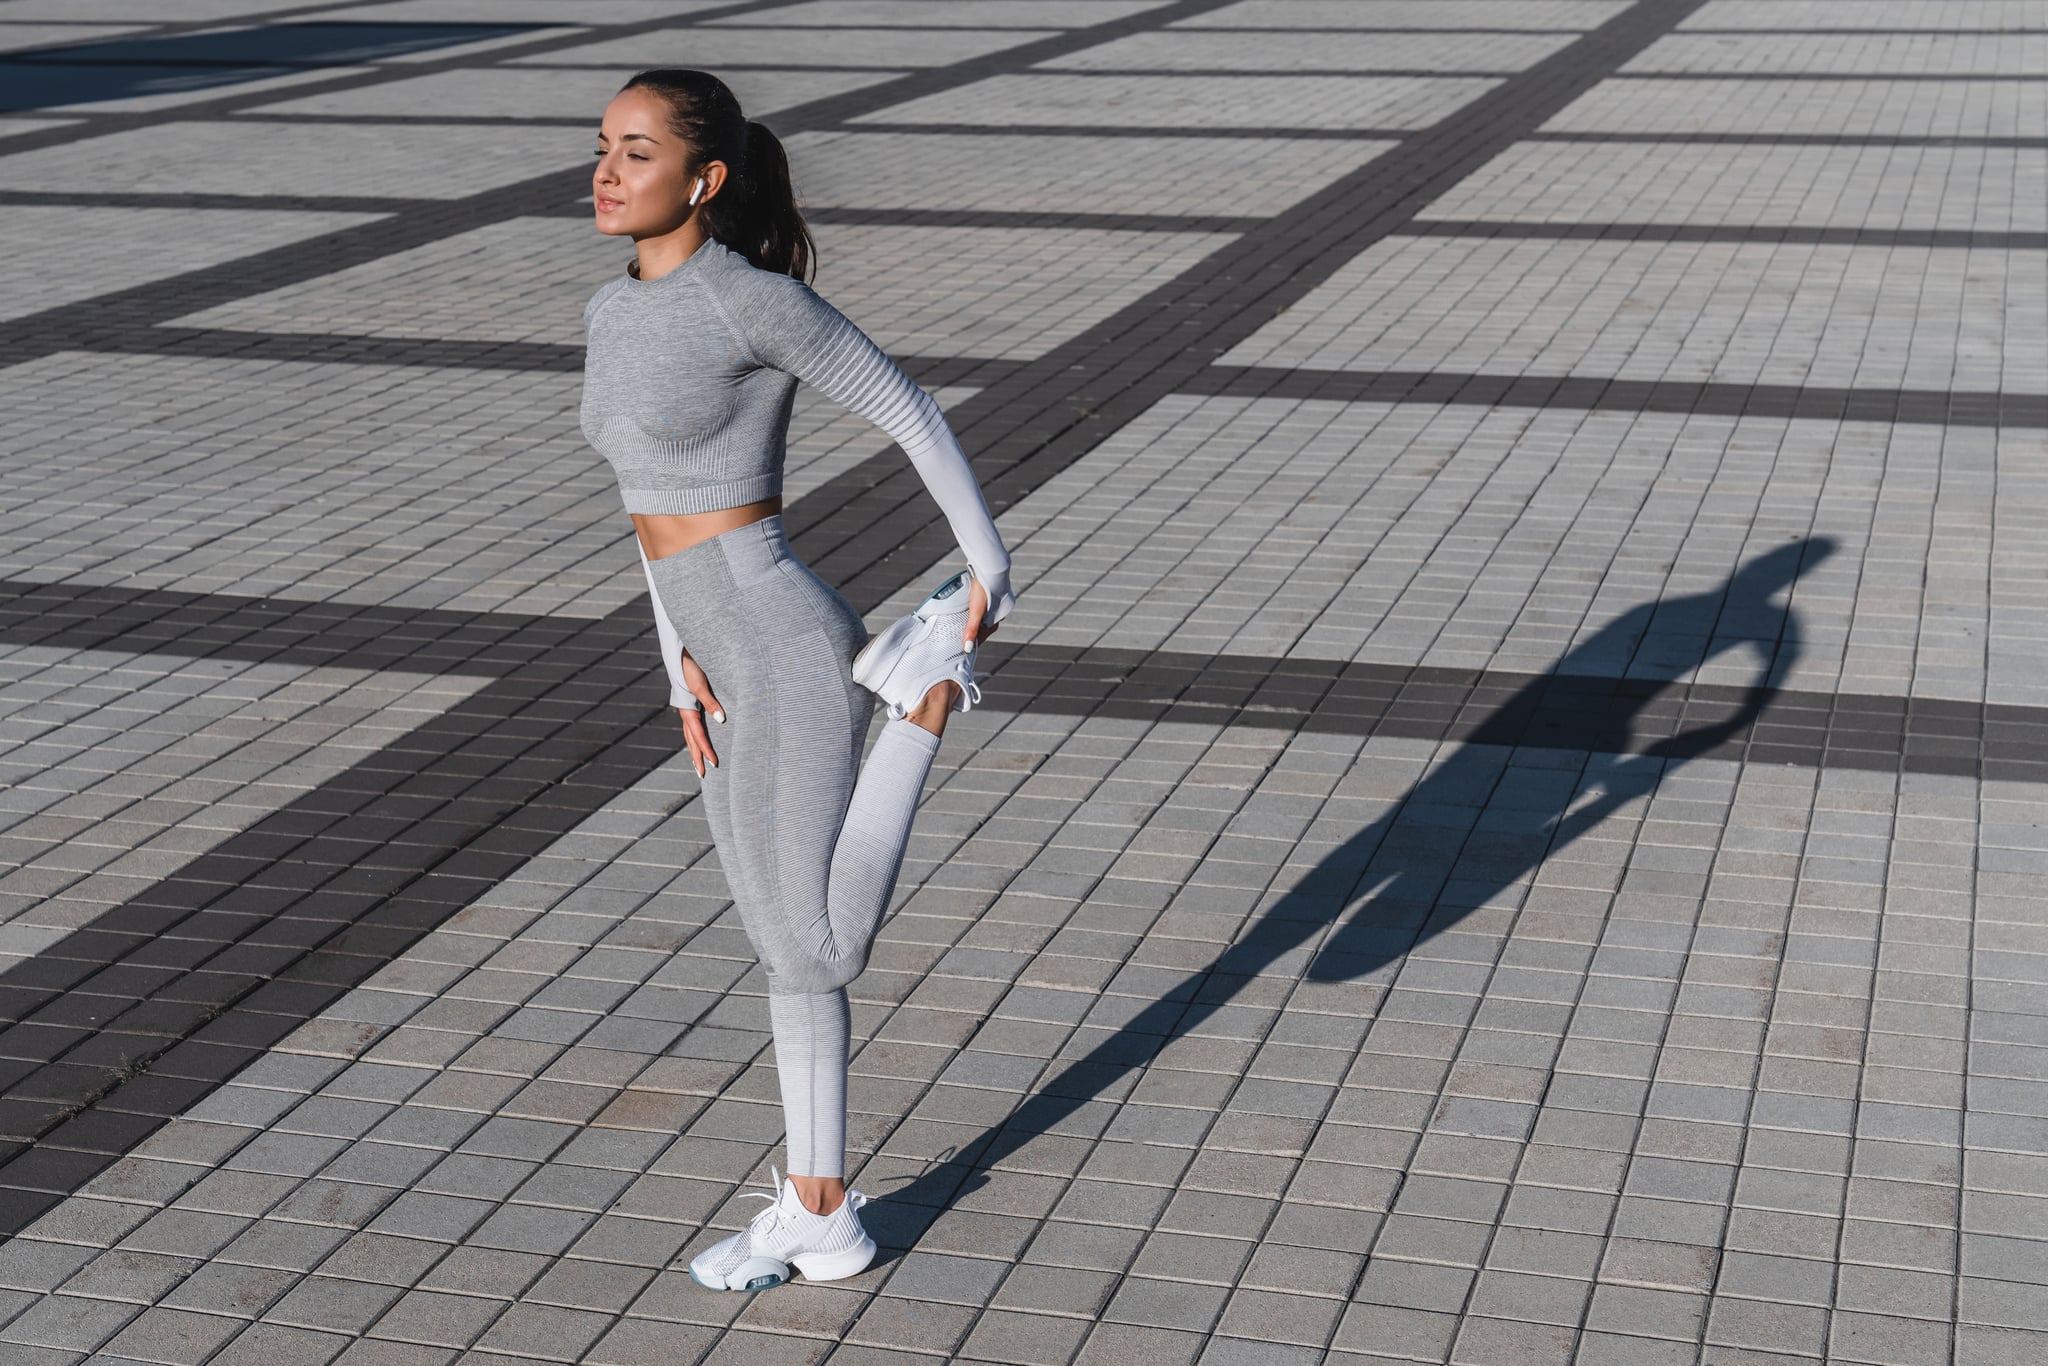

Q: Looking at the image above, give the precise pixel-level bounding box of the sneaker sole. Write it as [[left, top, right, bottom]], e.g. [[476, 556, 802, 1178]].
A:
[[688, 1262, 788, 1293], [850, 614, 920, 696], [791, 1235, 878, 1282]]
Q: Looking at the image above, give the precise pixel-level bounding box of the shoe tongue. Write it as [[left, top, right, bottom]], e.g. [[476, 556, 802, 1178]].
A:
[[778, 1180, 821, 1219]]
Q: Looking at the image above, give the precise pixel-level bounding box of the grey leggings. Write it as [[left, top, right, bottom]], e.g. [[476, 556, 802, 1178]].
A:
[[645, 515, 939, 1178]]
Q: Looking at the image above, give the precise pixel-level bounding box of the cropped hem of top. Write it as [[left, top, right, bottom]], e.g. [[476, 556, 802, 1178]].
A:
[[582, 239, 1015, 646], [614, 472, 782, 517]]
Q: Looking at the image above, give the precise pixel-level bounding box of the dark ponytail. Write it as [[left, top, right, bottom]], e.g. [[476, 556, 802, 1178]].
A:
[[621, 69, 815, 282]]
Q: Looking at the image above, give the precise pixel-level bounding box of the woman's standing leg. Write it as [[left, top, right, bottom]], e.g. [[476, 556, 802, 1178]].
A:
[[652, 523, 950, 1195], [768, 713, 940, 1183], [654, 527, 968, 1287]]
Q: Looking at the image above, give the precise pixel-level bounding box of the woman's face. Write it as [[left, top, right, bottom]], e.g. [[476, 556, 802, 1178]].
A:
[[593, 88, 699, 238]]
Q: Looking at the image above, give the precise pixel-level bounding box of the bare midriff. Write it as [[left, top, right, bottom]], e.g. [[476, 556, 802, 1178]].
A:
[[632, 497, 783, 561]]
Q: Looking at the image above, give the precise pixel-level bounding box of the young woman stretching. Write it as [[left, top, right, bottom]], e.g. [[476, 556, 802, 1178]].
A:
[[581, 69, 1015, 1292]]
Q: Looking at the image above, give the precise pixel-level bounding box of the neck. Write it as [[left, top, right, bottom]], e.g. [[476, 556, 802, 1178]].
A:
[[632, 218, 710, 282]]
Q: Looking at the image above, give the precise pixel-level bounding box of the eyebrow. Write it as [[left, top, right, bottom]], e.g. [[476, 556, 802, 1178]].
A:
[[596, 131, 661, 143]]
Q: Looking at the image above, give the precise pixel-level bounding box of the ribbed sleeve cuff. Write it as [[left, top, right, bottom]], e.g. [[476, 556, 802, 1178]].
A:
[[970, 561, 1016, 626]]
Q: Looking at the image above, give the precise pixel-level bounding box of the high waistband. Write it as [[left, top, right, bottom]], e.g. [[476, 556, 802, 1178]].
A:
[[644, 513, 794, 601]]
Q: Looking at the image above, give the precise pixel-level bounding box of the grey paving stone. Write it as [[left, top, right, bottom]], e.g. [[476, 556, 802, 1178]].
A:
[[959, 1309, 1092, 1366], [0, 1242, 100, 1295], [205, 1323, 350, 1366], [1075, 1321, 1207, 1366], [583, 1318, 720, 1366], [0, 1294, 143, 1353], [99, 1305, 243, 1365], [263, 1277, 406, 1337]]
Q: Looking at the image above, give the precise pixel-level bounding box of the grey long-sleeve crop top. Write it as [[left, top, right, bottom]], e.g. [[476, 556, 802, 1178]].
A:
[[580, 236, 1015, 710]]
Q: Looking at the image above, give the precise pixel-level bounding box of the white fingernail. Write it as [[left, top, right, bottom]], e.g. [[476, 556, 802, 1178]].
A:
[[709, 756, 718, 768], [713, 710, 725, 724]]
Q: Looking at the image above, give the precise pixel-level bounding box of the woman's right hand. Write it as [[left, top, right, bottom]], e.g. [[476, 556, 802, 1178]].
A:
[[677, 648, 726, 778]]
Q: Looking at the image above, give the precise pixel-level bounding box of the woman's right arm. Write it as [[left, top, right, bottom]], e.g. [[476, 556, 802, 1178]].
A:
[[638, 540, 700, 712], [640, 542, 727, 777], [723, 272, 1015, 626]]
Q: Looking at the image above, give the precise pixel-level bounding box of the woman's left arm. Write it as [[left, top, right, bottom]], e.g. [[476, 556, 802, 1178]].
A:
[[733, 277, 1015, 630]]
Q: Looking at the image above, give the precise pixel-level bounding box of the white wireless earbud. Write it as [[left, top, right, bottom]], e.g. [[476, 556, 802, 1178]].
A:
[[688, 177, 704, 207]]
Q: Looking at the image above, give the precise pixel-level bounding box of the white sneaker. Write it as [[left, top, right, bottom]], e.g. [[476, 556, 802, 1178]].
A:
[[852, 568, 986, 721], [686, 1167, 876, 1292]]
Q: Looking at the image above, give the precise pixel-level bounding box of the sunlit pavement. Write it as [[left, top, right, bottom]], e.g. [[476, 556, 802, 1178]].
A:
[[0, 2, 2044, 1363]]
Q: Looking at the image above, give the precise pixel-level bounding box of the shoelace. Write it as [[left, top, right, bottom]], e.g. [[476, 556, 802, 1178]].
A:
[[737, 1166, 871, 1237], [888, 660, 987, 721], [713, 1166, 791, 1269]]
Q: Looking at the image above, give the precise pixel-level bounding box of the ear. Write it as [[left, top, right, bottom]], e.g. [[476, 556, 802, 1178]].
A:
[[693, 159, 732, 205]]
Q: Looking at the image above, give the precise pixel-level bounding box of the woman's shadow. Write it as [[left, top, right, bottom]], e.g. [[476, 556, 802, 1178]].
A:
[[866, 536, 1835, 1243]]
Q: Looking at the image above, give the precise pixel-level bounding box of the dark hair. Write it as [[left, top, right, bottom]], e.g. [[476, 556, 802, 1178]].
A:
[[621, 68, 814, 281]]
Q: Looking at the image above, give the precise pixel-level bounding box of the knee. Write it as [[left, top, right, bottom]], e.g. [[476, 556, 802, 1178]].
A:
[[763, 946, 867, 996]]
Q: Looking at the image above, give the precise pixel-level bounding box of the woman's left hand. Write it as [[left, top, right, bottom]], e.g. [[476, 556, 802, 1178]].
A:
[[964, 573, 999, 651]]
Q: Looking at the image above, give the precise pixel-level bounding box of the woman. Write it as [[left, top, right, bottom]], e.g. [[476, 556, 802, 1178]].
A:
[[581, 69, 1014, 1292]]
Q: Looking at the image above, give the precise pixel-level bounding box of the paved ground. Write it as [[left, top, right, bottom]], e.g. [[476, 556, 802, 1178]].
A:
[[0, 1, 2043, 1363]]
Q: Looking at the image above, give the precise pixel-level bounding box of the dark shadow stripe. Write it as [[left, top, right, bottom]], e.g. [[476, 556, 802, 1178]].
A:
[[415, 61, 1536, 78], [740, 23, 1597, 34], [7, 0, 420, 46], [1609, 69, 2048, 80], [1006, 66, 1532, 76], [535, 200, 1264, 233], [1407, 218, 2048, 251], [0, 189, 427, 214], [79, 329, 1015, 393], [976, 639, 2045, 782], [1180, 366, 2048, 428], [834, 120, 1410, 139], [1179, 25, 1625, 33], [0, 22, 555, 118], [515, 61, 910, 73], [102, 328, 590, 372], [0, 580, 557, 675], [90, 326, 2048, 442], [218, 113, 616, 126], [1526, 129, 2048, 147], [1181, 26, 2048, 35], [0, 0, 800, 157], [4, 22, 549, 70], [3, 576, 2034, 783], [806, 205, 1264, 234], [1681, 27, 2048, 34]]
